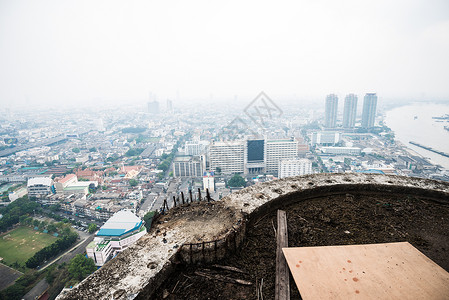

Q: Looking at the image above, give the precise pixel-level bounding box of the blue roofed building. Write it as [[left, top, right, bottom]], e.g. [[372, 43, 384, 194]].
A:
[[86, 210, 147, 266]]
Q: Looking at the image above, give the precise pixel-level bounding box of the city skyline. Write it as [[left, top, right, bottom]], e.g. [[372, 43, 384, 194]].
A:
[[1, 1, 449, 298]]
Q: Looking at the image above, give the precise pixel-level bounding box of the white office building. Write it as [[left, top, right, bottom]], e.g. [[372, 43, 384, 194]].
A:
[[185, 141, 209, 156], [279, 159, 313, 179], [310, 132, 341, 146], [209, 140, 244, 174], [54, 174, 78, 194], [86, 210, 147, 267], [27, 177, 53, 198], [266, 138, 299, 175], [173, 155, 205, 177]]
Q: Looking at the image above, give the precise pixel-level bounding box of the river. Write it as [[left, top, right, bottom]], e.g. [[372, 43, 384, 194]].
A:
[[385, 103, 449, 170]]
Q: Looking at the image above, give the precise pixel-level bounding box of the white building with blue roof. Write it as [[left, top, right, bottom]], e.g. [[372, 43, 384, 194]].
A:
[[86, 210, 147, 266]]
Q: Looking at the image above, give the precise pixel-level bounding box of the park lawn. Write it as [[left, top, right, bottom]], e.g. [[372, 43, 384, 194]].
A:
[[0, 226, 58, 266]]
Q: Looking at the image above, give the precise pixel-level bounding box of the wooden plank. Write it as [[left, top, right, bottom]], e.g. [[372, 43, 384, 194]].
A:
[[283, 242, 449, 300], [275, 210, 290, 300]]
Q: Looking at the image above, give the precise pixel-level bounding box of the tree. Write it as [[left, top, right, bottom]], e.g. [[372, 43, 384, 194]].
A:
[[88, 183, 96, 194], [47, 224, 57, 233], [129, 179, 138, 187], [88, 223, 97, 234], [121, 127, 146, 134], [72, 148, 80, 153], [215, 167, 221, 174], [24, 217, 33, 226], [89, 147, 97, 152], [26, 232, 78, 269], [125, 148, 144, 157], [68, 254, 97, 281], [143, 211, 156, 231], [19, 215, 27, 225], [49, 204, 60, 212], [227, 174, 246, 187], [157, 160, 170, 172]]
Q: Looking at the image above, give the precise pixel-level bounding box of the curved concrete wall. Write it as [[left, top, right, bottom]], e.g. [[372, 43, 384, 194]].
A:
[[59, 174, 449, 300]]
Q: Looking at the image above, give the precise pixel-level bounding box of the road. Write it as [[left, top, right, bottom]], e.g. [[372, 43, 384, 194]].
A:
[[40, 230, 94, 270]]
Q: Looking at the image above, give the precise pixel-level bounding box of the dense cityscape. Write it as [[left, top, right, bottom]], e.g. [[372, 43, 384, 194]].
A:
[[0, 92, 448, 298], [1, 0, 449, 298]]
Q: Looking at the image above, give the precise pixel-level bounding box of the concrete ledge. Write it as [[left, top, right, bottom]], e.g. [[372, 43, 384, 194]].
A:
[[58, 174, 449, 300]]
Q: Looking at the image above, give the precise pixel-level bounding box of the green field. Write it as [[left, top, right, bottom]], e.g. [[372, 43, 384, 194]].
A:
[[0, 226, 58, 266]]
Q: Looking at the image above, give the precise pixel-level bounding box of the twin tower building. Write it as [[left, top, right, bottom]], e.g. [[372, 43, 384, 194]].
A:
[[325, 93, 377, 129]]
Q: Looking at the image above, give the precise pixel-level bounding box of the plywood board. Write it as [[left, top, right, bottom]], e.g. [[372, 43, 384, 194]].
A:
[[283, 242, 449, 300]]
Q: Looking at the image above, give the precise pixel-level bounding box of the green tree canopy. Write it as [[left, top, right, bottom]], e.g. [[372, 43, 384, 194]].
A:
[[129, 179, 138, 187], [72, 148, 80, 153], [47, 223, 57, 233], [227, 174, 246, 187], [88, 223, 97, 234], [143, 211, 156, 231], [68, 254, 97, 281], [125, 148, 144, 157]]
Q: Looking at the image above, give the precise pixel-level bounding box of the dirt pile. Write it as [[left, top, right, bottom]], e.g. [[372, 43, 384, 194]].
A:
[[155, 201, 243, 244]]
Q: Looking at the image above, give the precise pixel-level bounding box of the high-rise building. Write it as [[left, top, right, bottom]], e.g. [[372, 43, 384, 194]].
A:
[[266, 138, 299, 175], [173, 155, 205, 177], [147, 101, 160, 114], [361, 93, 377, 128], [185, 141, 209, 156], [343, 94, 357, 128], [278, 159, 313, 179], [325, 94, 338, 128], [209, 141, 244, 174], [244, 139, 266, 174]]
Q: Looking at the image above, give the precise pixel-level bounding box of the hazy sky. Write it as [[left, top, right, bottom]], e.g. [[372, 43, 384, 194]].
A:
[[1, 0, 449, 107]]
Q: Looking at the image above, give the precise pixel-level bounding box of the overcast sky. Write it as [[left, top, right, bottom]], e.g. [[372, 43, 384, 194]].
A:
[[1, 0, 449, 107]]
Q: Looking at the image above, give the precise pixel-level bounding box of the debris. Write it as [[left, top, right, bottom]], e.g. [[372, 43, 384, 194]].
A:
[[212, 264, 248, 274], [194, 271, 252, 286]]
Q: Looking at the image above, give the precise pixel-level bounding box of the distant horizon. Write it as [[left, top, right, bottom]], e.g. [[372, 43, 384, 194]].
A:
[[1, 0, 449, 108], [2, 95, 449, 115]]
